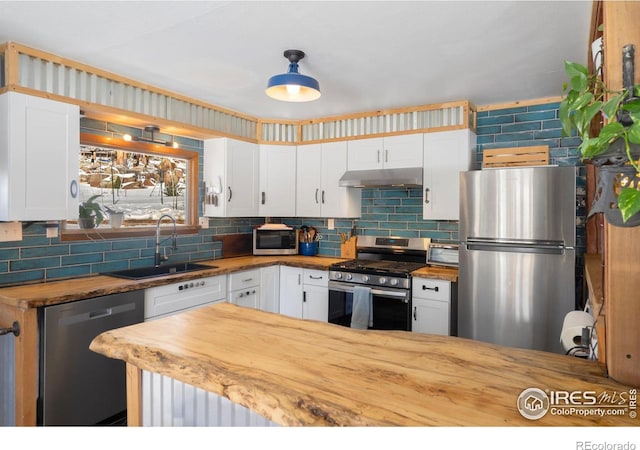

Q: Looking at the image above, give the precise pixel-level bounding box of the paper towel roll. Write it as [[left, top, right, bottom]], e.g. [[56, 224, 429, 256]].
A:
[[560, 311, 594, 351]]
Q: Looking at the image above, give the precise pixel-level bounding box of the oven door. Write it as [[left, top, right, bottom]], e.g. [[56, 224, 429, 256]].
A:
[[328, 281, 411, 331]]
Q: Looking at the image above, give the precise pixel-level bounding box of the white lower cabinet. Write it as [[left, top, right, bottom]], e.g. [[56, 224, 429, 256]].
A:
[[259, 265, 280, 313], [411, 277, 453, 335], [144, 275, 226, 321], [228, 269, 261, 309], [279, 266, 328, 321]]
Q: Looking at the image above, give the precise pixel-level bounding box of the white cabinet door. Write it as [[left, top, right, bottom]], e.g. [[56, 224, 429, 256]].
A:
[[0, 92, 79, 221], [259, 145, 296, 217], [279, 266, 303, 318], [260, 265, 280, 313], [422, 129, 476, 220], [230, 287, 260, 309], [320, 141, 361, 218], [296, 142, 361, 218], [411, 277, 452, 335], [347, 137, 383, 170], [347, 134, 423, 171], [296, 144, 322, 217], [412, 298, 450, 335], [203, 138, 259, 217], [303, 284, 328, 322], [382, 134, 423, 169]]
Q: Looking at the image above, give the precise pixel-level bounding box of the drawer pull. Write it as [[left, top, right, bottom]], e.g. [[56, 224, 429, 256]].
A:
[[422, 285, 439, 292]]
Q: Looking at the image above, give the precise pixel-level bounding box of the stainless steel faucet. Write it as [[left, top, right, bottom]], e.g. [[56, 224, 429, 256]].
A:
[[154, 214, 177, 267]]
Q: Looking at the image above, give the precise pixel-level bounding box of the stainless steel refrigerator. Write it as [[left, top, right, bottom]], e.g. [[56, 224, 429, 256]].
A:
[[458, 166, 576, 354]]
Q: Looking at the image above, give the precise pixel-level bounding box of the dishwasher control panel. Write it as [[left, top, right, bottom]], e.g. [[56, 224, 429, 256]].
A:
[[144, 275, 227, 320]]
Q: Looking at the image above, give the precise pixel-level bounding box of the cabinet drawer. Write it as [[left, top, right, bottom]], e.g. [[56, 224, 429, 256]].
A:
[[228, 269, 261, 290], [230, 286, 260, 309], [303, 269, 328, 287], [412, 278, 450, 302]]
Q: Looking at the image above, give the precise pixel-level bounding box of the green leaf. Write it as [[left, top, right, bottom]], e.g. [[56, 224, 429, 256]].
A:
[[621, 98, 640, 113], [565, 60, 588, 80], [602, 95, 624, 120], [579, 137, 607, 159], [628, 124, 640, 145], [618, 187, 640, 222], [599, 121, 625, 142]]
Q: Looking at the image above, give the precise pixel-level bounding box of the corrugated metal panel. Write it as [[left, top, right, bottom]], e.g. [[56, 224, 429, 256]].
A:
[[142, 371, 276, 427], [0, 334, 15, 426]]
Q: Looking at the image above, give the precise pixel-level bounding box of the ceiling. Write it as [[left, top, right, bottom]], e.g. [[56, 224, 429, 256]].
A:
[[0, 1, 592, 121]]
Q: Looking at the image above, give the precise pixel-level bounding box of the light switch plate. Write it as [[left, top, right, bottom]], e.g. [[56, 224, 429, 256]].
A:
[[327, 218, 335, 230], [0, 222, 22, 242], [199, 217, 209, 229]]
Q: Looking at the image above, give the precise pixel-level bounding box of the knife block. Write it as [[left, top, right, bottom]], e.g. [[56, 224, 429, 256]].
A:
[[340, 236, 357, 258]]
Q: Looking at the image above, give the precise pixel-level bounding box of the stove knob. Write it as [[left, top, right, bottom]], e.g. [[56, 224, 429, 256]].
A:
[[334, 272, 342, 280], [346, 274, 353, 281], [362, 275, 370, 282], [379, 277, 387, 284], [390, 278, 399, 286]]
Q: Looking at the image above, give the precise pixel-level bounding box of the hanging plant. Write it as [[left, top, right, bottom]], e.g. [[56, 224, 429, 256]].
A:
[[559, 58, 640, 223]]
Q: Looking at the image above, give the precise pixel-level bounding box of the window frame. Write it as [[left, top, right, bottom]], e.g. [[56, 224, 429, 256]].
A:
[[61, 133, 200, 241]]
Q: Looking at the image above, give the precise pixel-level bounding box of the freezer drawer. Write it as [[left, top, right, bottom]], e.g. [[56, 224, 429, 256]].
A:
[[458, 245, 574, 354]]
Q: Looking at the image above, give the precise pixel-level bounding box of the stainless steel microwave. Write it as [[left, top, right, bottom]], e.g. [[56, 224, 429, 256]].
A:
[[253, 224, 298, 255]]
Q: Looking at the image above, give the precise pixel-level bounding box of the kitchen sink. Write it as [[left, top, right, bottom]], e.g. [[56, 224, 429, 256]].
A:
[[103, 262, 216, 280]]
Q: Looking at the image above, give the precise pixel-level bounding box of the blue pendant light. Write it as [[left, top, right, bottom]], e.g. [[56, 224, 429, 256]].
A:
[[265, 50, 321, 102]]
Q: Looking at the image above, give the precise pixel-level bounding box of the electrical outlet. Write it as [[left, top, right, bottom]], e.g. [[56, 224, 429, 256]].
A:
[[327, 218, 335, 230], [199, 217, 209, 229], [46, 221, 59, 238], [0, 222, 23, 242]]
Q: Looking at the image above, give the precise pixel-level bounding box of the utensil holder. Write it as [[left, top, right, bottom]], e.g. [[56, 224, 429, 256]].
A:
[[300, 242, 317, 256]]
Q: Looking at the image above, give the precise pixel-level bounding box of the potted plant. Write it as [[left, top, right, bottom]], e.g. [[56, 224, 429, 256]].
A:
[[78, 194, 105, 229], [559, 58, 640, 225]]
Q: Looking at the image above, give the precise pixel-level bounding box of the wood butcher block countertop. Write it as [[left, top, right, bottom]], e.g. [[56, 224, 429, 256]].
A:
[[0, 255, 457, 309], [90, 303, 637, 427]]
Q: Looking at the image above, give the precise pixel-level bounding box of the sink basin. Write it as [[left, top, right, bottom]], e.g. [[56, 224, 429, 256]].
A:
[[103, 262, 215, 280]]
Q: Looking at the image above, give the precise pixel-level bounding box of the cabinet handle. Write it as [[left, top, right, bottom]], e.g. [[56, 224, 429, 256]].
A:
[[377, 149, 380, 163], [228, 186, 233, 202], [242, 278, 253, 282], [70, 179, 78, 199], [422, 285, 439, 292], [261, 192, 266, 205], [298, 274, 301, 285], [424, 188, 430, 204], [315, 188, 319, 204], [413, 306, 417, 321], [322, 190, 325, 204], [308, 275, 323, 280], [385, 149, 388, 163], [303, 291, 306, 302]]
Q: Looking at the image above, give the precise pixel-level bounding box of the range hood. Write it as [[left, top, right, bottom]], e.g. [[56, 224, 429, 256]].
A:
[[339, 167, 423, 188]]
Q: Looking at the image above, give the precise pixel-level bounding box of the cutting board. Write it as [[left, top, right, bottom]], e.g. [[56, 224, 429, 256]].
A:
[[340, 236, 357, 258], [213, 233, 252, 258]]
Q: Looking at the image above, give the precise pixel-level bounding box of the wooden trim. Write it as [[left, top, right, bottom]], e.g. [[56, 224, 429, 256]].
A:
[[4, 42, 20, 87], [476, 96, 563, 112], [125, 363, 142, 427]]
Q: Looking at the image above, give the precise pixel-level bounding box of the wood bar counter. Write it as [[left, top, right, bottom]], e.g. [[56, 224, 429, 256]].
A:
[[90, 303, 637, 427]]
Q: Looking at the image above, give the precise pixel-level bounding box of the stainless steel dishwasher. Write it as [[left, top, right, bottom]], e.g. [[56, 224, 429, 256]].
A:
[[38, 290, 144, 426]]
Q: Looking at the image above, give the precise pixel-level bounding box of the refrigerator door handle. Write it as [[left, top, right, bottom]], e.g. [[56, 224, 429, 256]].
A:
[[465, 241, 565, 255]]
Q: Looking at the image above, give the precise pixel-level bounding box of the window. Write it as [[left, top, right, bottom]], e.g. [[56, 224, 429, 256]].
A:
[[62, 133, 199, 240]]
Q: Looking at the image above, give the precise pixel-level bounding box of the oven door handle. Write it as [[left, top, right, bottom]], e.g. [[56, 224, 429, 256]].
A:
[[329, 283, 409, 302]]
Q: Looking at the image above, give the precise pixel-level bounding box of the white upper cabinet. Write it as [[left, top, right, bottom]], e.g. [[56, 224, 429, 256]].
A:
[[347, 134, 423, 170], [422, 129, 476, 220], [0, 92, 79, 221], [203, 138, 259, 217], [296, 142, 361, 218], [259, 144, 296, 217]]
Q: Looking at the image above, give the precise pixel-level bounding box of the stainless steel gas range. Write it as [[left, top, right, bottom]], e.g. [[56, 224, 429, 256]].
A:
[[328, 236, 429, 331]]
